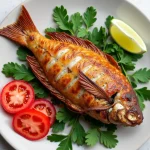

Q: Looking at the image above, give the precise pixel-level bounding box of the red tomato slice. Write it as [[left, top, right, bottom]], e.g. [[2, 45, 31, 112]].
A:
[[31, 99, 56, 126], [13, 109, 50, 140], [1, 80, 34, 114]]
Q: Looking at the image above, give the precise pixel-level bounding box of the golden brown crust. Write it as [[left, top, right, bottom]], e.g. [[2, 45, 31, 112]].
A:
[[28, 35, 134, 123]]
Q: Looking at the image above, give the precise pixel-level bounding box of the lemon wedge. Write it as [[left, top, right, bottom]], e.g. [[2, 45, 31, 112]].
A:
[[110, 19, 147, 54]]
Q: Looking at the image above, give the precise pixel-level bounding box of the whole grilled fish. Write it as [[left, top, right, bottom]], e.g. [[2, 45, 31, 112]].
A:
[[0, 6, 143, 126]]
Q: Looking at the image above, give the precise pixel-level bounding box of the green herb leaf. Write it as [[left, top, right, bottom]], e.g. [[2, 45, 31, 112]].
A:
[[85, 128, 99, 146], [105, 15, 114, 29], [98, 26, 107, 49], [45, 27, 63, 33], [119, 55, 135, 71], [88, 27, 100, 46], [100, 131, 118, 148], [57, 136, 72, 150], [77, 28, 88, 38], [52, 121, 65, 133], [45, 27, 57, 33], [31, 80, 49, 98], [2, 62, 16, 77], [17, 46, 31, 61], [119, 55, 132, 64], [83, 6, 97, 29], [104, 43, 121, 54], [53, 6, 73, 34], [136, 87, 150, 101], [136, 92, 145, 111], [71, 120, 85, 145], [125, 52, 143, 62], [56, 108, 74, 123], [14, 64, 34, 81], [105, 124, 117, 133], [84, 115, 104, 127], [131, 68, 150, 83], [2, 62, 35, 81], [47, 134, 67, 142], [123, 62, 135, 71], [71, 12, 82, 34]]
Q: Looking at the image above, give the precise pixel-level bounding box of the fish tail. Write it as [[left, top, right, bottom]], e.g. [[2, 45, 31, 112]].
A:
[[0, 5, 38, 46]]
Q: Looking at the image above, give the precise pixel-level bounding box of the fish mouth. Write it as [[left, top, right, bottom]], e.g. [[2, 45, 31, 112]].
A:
[[125, 105, 143, 126], [108, 103, 143, 126]]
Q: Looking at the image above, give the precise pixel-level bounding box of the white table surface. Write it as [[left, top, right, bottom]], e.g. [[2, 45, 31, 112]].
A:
[[0, 0, 150, 150]]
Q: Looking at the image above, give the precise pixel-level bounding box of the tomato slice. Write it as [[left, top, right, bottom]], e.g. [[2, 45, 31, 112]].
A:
[[1, 80, 34, 114], [13, 109, 50, 140], [31, 99, 56, 126]]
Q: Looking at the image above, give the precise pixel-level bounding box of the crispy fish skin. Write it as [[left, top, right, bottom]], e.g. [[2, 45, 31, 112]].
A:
[[0, 6, 143, 126]]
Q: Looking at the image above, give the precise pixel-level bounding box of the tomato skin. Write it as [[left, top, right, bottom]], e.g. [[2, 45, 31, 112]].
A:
[[1, 80, 34, 114], [12, 109, 50, 140], [31, 99, 56, 126]]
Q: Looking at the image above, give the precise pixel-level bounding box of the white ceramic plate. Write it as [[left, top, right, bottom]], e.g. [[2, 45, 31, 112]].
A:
[[0, 0, 150, 150]]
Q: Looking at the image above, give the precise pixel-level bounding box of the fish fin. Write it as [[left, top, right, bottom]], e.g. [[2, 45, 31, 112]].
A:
[[106, 54, 121, 71], [26, 55, 84, 113], [46, 32, 106, 57], [0, 5, 38, 46], [47, 32, 121, 71], [79, 71, 112, 103]]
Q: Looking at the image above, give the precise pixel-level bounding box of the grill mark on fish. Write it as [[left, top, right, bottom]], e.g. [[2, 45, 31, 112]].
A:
[[69, 81, 81, 95], [56, 48, 69, 59], [53, 43, 68, 56], [68, 56, 82, 69], [82, 65, 92, 73], [55, 55, 82, 82], [56, 74, 73, 89], [46, 62, 62, 80], [55, 68, 68, 81], [91, 73, 104, 82], [66, 77, 78, 90], [46, 58, 56, 70], [77, 89, 85, 99], [65, 65, 93, 94]]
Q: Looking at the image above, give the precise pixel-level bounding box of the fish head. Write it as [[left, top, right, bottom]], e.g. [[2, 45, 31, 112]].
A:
[[108, 91, 143, 126]]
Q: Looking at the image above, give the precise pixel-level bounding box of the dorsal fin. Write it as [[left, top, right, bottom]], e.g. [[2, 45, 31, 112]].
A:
[[46, 32, 105, 57], [105, 54, 121, 71], [46, 32, 121, 71]]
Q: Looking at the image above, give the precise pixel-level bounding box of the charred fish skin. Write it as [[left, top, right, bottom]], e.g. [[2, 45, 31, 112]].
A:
[[0, 6, 143, 126]]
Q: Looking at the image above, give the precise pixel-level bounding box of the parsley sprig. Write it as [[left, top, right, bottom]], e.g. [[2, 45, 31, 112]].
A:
[[48, 108, 86, 149], [48, 108, 118, 149]]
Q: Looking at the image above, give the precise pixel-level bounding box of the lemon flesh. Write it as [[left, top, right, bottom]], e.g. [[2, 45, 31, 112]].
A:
[[110, 19, 147, 54]]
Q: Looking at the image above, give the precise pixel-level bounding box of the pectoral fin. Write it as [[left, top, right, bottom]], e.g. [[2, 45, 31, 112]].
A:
[[46, 32, 121, 71], [46, 32, 106, 57], [79, 71, 112, 104]]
